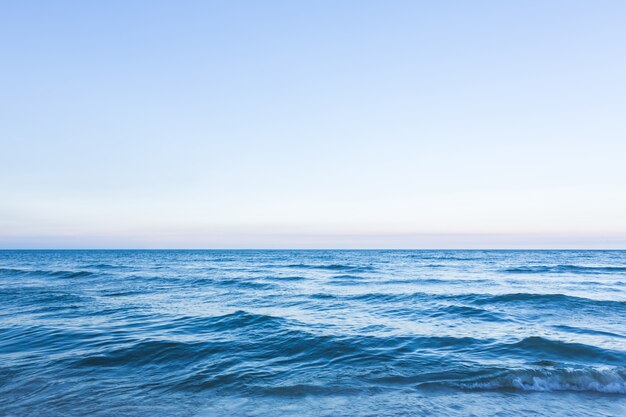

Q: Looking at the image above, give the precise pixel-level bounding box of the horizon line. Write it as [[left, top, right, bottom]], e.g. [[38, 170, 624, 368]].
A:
[[2, 248, 626, 251]]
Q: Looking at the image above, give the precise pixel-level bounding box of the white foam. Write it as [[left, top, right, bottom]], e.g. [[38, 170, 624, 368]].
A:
[[462, 367, 626, 394]]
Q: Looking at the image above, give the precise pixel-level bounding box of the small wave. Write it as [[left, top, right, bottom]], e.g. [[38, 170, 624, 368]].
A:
[[349, 292, 431, 303], [74, 339, 212, 367], [388, 278, 491, 285], [0, 267, 52, 277], [470, 292, 577, 303], [406, 254, 477, 261], [429, 305, 505, 321], [328, 274, 367, 286], [504, 336, 626, 364], [213, 278, 276, 290], [253, 384, 369, 396], [331, 274, 363, 280], [457, 292, 626, 310], [83, 263, 131, 270], [0, 267, 26, 275], [169, 310, 289, 334], [74, 312, 289, 367], [502, 265, 626, 274], [0, 325, 98, 355], [553, 325, 626, 340], [282, 264, 375, 272], [263, 276, 307, 282], [459, 367, 626, 394], [100, 290, 146, 298], [51, 270, 98, 279], [0, 267, 97, 279], [310, 293, 337, 300]]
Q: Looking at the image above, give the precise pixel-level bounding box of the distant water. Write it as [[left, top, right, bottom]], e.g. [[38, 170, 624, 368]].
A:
[[1, 250, 625, 416]]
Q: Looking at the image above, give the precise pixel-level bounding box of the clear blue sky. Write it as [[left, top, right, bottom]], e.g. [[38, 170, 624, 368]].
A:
[[1, 1, 625, 248]]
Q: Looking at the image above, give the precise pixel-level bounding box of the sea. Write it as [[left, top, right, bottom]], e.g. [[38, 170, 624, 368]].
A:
[[0, 250, 624, 416]]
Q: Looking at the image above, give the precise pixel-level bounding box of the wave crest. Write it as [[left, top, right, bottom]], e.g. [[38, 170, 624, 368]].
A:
[[460, 367, 626, 394], [502, 265, 626, 274], [0, 267, 97, 279]]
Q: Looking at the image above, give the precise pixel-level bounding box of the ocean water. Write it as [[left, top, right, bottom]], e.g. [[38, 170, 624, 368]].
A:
[[0, 250, 625, 416]]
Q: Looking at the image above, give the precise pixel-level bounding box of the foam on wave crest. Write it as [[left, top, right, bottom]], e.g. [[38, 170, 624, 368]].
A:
[[460, 367, 626, 394]]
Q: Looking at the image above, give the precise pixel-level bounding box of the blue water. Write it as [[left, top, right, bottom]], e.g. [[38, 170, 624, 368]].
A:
[[1, 250, 625, 416]]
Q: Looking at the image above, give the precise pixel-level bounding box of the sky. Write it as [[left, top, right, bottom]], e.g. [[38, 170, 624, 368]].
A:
[[1, 1, 625, 249]]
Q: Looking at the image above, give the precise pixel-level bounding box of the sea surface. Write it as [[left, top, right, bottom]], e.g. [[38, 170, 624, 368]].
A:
[[0, 250, 625, 416]]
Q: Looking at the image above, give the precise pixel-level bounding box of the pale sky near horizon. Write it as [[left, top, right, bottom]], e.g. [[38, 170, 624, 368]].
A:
[[1, 1, 626, 249]]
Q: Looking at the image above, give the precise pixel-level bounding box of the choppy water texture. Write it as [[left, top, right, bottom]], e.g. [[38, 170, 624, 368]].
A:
[[1, 250, 625, 416]]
